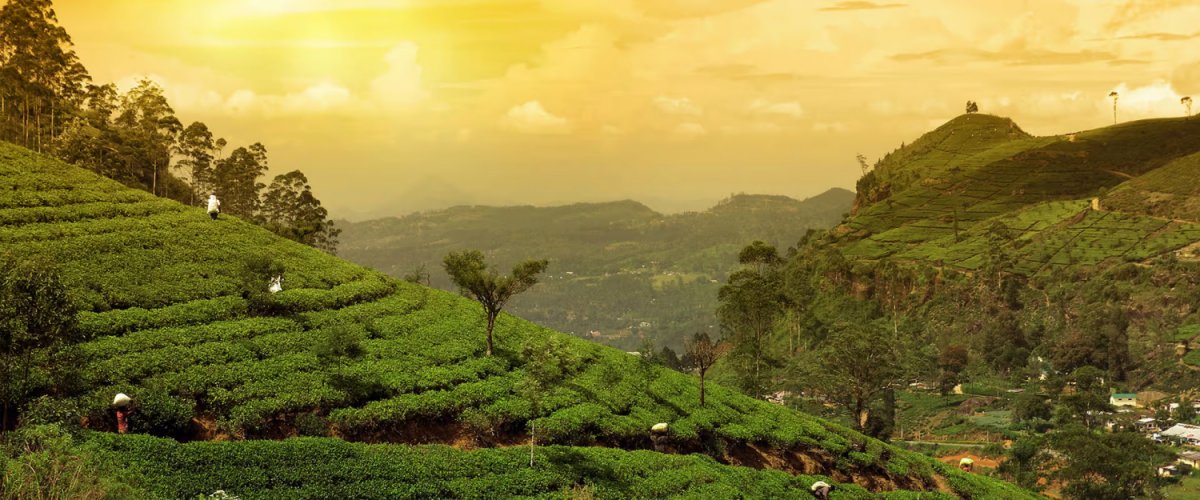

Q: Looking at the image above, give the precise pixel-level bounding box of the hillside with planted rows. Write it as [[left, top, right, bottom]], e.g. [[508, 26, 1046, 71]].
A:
[[0, 141, 1037, 498]]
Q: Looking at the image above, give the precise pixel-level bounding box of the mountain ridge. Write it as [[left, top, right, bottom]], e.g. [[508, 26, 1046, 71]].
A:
[[337, 187, 855, 349]]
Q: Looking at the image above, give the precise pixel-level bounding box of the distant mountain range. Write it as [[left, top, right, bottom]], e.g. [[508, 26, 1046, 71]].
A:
[[337, 188, 855, 349]]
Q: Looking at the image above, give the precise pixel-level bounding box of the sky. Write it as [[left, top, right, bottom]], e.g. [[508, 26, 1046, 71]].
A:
[[52, 0, 1200, 220]]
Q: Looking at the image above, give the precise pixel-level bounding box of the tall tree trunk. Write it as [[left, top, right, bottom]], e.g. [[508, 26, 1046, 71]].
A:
[[36, 101, 42, 152], [699, 371, 707, 406], [486, 313, 496, 356], [23, 95, 29, 147], [152, 152, 158, 196], [753, 330, 762, 396]]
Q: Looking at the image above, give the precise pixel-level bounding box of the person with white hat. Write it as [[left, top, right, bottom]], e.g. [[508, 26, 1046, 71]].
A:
[[113, 393, 132, 434], [207, 194, 221, 220], [810, 480, 832, 499]]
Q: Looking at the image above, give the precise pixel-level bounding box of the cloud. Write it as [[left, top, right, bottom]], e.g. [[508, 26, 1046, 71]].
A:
[[654, 96, 703, 115], [370, 42, 428, 108], [693, 64, 804, 82], [819, 1, 905, 11], [222, 82, 353, 116], [1105, 0, 1199, 31], [1108, 59, 1150, 66], [1115, 31, 1200, 41], [1173, 60, 1200, 95], [633, 0, 770, 19], [1107, 81, 1189, 119], [811, 121, 848, 133], [892, 48, 1117, 66], [748, 99, 804, 118], [501, 101, 570, 134], [672, 122, 708, 138]]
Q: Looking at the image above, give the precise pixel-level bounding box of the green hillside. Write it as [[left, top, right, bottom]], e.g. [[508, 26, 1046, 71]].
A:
[[706, 115, 1200, 497], [1104, 150, 1200, 223], [843, 116, 1200, 269], [337, 189, 853, 350], [0, 141, 1035, 498]]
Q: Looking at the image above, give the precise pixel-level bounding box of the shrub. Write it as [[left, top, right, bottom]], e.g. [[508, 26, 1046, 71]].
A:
[[21, 396, 85, 430], [127, 389, 194, 438], [294, 413, 328, 437], [0, 424, 135, 499]]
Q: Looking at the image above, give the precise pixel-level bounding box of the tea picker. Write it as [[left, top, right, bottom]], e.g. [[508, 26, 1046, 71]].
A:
[[959, 457, 974, 472], [650, 422, 668, 451], [269, 275, 283, 293], [810, 480, 832, 499], [113, 393, 132, 434], [207, 194, 221, 220]]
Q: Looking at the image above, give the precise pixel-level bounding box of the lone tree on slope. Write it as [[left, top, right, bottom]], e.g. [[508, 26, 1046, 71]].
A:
[[1109, 91, 1120, 124], [1184, 96, 1193, 118], [684, 332, 730, 406], [443, 250, 548, 356]]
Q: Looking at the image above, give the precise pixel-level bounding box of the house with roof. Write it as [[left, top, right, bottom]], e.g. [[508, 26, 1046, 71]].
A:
[[1162, 423, 1200, 446], [1159, 464, 1181, 478], [1179, 451, 1200, 469], [1136, 417, 1161, 433], [1110, 392, 1137, 408]]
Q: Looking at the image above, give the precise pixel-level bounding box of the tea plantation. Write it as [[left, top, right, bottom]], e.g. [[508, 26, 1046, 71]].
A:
[[844, 115, 1200, 272], [0, 141, 1037, 497]]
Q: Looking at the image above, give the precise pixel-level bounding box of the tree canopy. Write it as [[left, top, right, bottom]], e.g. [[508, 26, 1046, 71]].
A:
[[443, 250, 548, 356]]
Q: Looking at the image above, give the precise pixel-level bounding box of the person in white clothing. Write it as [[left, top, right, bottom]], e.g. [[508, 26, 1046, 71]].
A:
[[207, 194, 221, 220]]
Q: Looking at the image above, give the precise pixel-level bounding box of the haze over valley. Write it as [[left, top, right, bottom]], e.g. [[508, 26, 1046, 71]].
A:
[[5, 1, 1200, 498]]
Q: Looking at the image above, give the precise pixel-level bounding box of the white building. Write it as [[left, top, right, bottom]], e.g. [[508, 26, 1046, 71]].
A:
[[1161, 423, 1200, 446]]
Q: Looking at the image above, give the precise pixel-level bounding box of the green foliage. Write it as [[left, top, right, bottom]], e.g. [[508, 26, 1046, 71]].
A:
[[77, 433, 985, 500], [313, 325, 367, 364], [293, 413, 328, 437], [126, 389, 195, 438], [0, 256, 83, 429], [718, 241, 786, 396], [260, 170, 340, 253], [443, 249, 548, 356], [21, 396, 85, 430], [1010, 392, 1052, 427], [800, 321, 903, 433], [1050, 426, 1173, 500], [0, 143, 1037, 497], [337, 191, 852, 350], [1, 425, 129, 499]]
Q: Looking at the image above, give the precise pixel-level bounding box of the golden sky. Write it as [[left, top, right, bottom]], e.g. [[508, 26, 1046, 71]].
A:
[[53, 0, 1200, 219]]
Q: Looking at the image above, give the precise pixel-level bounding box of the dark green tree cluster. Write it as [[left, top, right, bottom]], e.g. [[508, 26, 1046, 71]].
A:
[[0, 257, 84, 431], [717, 241, 787, 397], [0, 0, 88, 153], [0, 0, 339, 252], [714, 237, 916, 437], [261, 170, 341, 253]]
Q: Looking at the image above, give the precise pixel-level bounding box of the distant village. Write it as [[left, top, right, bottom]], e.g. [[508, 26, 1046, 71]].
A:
[[1102, 391, 1200, 478]]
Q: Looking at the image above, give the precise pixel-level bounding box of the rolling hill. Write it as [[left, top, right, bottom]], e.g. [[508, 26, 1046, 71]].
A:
[[809, 113, 1200, 396], [337, 189, 853, 350], [0, 141, 1035, 498], [842, 114, 1200, 271]]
